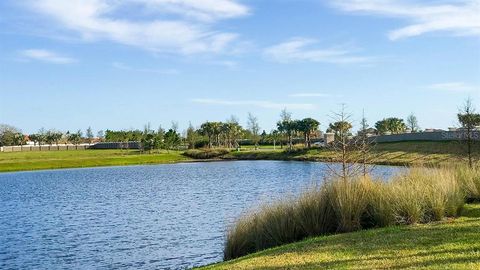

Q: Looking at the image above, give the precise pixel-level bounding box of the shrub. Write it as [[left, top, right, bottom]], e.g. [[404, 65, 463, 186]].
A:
[[295, 186, 336, 237], [364, 180, 395, 228], [224, 214, 257, 260], [183, 148, 230, 159], [390, 175, 425, 224], [456, 165, 480, 202], [224, 200, 300, 261], [326, 178, 370, 232], [224, 167, 468, 260], [390, 168, 464, 224], [254, 201, 300, 250]]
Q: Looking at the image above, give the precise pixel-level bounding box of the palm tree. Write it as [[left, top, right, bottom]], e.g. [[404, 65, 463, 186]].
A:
[[277, 120, 297, 150], [200, 122, 215, 148], [298, 118, 320, 148]]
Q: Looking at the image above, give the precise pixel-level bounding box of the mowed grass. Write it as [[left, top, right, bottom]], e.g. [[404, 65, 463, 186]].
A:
[[224, 141, 480, 166], [0, 149, 191, 172], [200, 204, 480, 270], [1, 141, 478, 172]]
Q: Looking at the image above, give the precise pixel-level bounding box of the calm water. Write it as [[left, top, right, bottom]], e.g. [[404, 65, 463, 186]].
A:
[[0, 161, 399, 269]]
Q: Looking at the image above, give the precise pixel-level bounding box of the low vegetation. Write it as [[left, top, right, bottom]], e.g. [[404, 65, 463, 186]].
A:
[[219, 141, 480, 166], [0, 150, 191, 172], [200, 204, 480, 270], [184, 148, 230, 159], [1, 141, 478, 173], [222, 166, 477, 260]]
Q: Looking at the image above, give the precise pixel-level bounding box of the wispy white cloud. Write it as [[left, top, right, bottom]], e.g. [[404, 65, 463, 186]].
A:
[[21, 0, 249, 54], [191, 98, 316, 110], [330, 0, 480, 40], [264, 38, 373, 64], [112, 62, 179, 75], [289, 93, 332, 98], [427, 82, 478, 92], [19, 49, 76, 64], [132, 0, 249, 22]]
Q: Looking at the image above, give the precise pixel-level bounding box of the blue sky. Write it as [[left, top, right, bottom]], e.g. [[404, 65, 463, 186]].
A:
[[0, 0, 479, 134]]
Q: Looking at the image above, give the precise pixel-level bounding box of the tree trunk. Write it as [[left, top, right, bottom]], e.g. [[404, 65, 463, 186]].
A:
[[467, 127, 473, 168]]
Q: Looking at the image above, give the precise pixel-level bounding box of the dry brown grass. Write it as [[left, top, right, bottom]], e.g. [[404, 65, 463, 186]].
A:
[[224, 166, 471, 260]]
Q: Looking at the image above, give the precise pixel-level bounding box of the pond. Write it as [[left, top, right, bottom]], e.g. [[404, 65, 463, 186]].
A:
[[0, 161, 400, 269]]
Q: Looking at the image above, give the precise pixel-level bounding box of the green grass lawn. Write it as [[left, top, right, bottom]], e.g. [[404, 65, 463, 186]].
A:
[[0, 149, 191, 172], [200, 204, 480, 270], [224, 141, 479, 166], [1, 141, 477, 172]]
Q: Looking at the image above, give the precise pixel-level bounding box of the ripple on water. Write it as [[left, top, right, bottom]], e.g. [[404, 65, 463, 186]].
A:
[[0, 161, 399, 269]]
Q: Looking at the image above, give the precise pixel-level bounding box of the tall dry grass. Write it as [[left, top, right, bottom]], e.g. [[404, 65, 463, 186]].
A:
[[456, 166, 480, 202], [224, 166, 473, 260]]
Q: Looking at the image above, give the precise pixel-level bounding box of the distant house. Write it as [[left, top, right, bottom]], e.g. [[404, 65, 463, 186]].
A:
[[323, 133, 335, 144], [424, 128, 445, 133], [24, 135, 36, 145]]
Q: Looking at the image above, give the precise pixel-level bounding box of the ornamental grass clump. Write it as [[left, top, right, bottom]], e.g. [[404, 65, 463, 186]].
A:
[[456, 165, 480, 202], [224, 214, 257, 260], [295, 186, 336, 237], [224, 190, 335, 260], [390, 168, 464, 224], [326, 177, 370, 232], [363, 180, 395, 228], [224, 167, 468, 260], [254, 200, 301, 250]]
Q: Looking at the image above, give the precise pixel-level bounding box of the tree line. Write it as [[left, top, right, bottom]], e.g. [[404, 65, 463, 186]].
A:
[[1, 99, 479, 167], [0, 126, 101, 147]]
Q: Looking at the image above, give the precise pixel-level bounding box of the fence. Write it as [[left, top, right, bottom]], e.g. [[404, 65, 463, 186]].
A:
[[0, 141, 143, 152], [88, 142, 141, 149], [373, 131, 480, 143], [0, 145, 89, 152]]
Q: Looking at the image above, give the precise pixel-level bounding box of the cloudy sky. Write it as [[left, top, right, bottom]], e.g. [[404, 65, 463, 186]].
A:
[[0, 0, 479, 133]]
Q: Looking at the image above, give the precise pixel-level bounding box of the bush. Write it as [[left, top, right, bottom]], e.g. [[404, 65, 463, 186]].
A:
[[295, 187, 336, 237], [456, 166, 480, 202], [183, 148, 230, 159], [326, 178, 370, 232], [364, 181, 395, 228], [224, 167, 468, 260], [390, 168, 463, 224]]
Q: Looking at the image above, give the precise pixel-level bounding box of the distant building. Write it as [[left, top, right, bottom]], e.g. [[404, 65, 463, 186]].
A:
[[324, 133, 335, 144], [424, 128, 445, 133]]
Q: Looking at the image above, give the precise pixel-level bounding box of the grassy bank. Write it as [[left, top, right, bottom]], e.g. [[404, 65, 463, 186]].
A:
[[1, 141, 477, 172], [221, 167, 478, 260], [200, 166, 480, 269], [200, 203, 480, 269], [0, 150, 191, 172], [223, 141, 480, 166]]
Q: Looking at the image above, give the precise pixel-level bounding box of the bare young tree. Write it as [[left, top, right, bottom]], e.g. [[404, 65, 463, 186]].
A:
[[406, 113, 420, 132], [247, 112, 260, 150], [356, 111, 376, 177], [86, 126, 94, 144], [171, 121, 179, 133], [458, 98, 480, 168], [278, 108, 292, 149], [326, 105, 376, 180], [326, 104, 355, 181], [280, 108, 292, 122], [186, 122, 198, 149]]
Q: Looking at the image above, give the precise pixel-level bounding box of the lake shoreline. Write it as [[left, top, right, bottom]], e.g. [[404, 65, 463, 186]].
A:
[[0, 151, 414, 174], [1, 141, 476, 173], [3, 160, 394, 269]]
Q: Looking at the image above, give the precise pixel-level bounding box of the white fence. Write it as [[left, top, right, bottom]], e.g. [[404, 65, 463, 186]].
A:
[[0, 144, 90, 152]]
